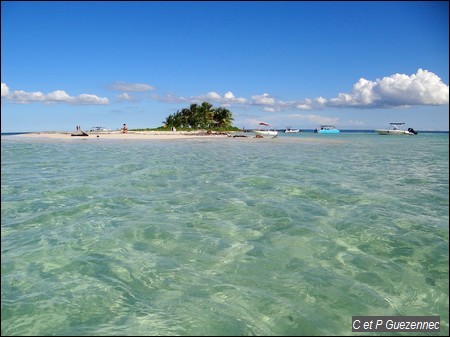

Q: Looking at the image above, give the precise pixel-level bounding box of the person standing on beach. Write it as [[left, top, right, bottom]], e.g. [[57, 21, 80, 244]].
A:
[[122, 123, 128, 133]]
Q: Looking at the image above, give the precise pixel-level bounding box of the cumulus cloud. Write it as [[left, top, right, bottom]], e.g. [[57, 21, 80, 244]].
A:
[[1, 83, 10, 97], [328, 69, 449, 108], [251, 93, 276, 105], [75, 94, 108, 104], [148, 69, 448, 113], [46, 90, 71, 102], [8, 90, 45, 103], [296, 97, 328, 110], [117, 93, 133, 101], [204, 92, 222, 100], [110, 81, 155, 92], [194, 91, 248, 104], [5, 69, 444, 112], [245, 69, 449, 111], [156, 91, 248, 105], [285, 69, 449, 111], [1, 83, 109, 104]]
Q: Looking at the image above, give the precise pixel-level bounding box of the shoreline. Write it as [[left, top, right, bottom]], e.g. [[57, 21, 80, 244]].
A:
[[4, 130, 422, 143], [6, 130, 235, 140]]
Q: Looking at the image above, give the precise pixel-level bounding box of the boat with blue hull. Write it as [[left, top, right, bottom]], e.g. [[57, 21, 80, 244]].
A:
[[314, 125, 340, 134]]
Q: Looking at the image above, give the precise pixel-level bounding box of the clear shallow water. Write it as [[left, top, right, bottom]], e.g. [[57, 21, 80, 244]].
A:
[[1, 133, 448, 336]]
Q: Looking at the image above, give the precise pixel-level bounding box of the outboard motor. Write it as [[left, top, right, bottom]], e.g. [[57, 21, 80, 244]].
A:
[[407, 127, 418, 135]]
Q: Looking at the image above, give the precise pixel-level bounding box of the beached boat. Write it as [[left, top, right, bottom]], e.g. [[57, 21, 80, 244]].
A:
[[314, 125, 340, 134], [89, 126, 111, 132], [254, 129, 279, 136], [375, 123, 418, 135], [254, 122, 278, 137], [284, 126, 300, 133]]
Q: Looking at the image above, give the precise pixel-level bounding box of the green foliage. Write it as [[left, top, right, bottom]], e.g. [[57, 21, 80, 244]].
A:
[[161, 102, 235, 130]]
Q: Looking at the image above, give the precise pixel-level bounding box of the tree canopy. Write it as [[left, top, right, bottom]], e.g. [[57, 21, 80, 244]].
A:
[[162, 102, 235, 130]]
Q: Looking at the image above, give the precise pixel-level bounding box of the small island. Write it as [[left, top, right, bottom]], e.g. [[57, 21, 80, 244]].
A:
[[136, 101, 241, 133]]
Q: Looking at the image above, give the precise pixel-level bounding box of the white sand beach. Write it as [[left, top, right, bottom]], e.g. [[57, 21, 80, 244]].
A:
[[13, 130, 233, 140], [9, 130, 344, 143]]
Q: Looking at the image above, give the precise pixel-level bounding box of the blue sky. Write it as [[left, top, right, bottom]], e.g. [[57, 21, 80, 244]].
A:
[[1, 1, 449, 132]]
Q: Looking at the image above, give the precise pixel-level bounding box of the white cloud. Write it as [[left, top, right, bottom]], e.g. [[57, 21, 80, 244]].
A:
[[223, 91, 247, 103], [329, 69, 449, 108], [296, 104, 312, 110], [247, 69, 448, 111], [8, 90, 45, 104], [315, 96, 327, 105], [117, 93, 133, 101], [110, 81, 155, 92], [223, 91, 234, 100], [204, 91, 221, 100], [156, 91, 248, 105], [196, 91, 248, 104], [251, 93, 276, 105], [47, 90, 71, 102], [1, 83, 109, 105], [76, 94, 109, 104], [296, 97, 328, 110], [1, 83, 10, 97], [5, 68, 444, 112], [144, 69, 449, 113]]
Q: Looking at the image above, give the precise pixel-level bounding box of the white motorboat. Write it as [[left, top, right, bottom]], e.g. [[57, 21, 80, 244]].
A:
[[284, 126, 300, 133], [89, 126, 111, 132], [254, 122, 278, 137], [254, 130, 279, 136], [375, 123, 418, 135]]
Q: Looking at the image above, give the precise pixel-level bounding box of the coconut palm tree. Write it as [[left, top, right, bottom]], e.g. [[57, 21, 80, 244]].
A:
[[163, 114, 176, 129], [162, 102, 235, 130], [213, 107, 234, 128], [199, 101, 214, 128]]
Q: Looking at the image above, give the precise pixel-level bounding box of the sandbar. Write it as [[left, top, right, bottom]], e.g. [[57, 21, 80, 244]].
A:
[[6, 130, 344, 143], [10, 130, 233, 140]]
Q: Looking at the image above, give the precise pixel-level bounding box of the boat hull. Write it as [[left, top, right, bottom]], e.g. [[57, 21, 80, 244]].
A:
[[284, 129, 300, 133], [317, 129, 340, 134], [375, 129, 414, 135], [254, 130, 278, 136]]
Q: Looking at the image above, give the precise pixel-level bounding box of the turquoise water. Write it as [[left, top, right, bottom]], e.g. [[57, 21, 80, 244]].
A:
[[1, 133, 448, 336]]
